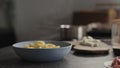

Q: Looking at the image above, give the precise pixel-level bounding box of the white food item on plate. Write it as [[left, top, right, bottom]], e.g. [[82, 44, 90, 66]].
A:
[[80, 36, 101, 47]]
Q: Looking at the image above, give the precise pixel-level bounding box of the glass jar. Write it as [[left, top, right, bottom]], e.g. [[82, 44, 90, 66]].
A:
[[60, 24, 72, 41], [112, 19, 120, 48]]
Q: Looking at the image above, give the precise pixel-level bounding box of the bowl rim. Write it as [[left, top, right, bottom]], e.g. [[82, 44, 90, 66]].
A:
[[12, 40, 72, 50]]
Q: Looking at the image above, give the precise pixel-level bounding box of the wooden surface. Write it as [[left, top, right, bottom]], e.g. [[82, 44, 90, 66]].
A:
[[73, 43, 110, 55], [72, 10, 108, 25], [74, 42, 109, 51], [0, 41, 115, 68], [70, 40, 110, 55]]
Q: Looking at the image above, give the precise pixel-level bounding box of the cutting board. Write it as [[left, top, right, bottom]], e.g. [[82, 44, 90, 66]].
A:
[[73, 42, 110, 55], [113, 45, 120, 56]]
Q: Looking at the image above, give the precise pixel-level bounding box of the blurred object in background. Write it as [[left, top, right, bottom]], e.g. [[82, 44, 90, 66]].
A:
[[72, 10, 111, 39], [77, 26, 86, 40], [81, 23, 111, 39], [87, 22, 111, 39], [70, 25, 86, 40], [87, 28, 111, 39], [0, 0, 16, 47], [60, 24, 71, 41], [60, 25, 86, 41], [112, 19, 120, 55], [72, 10, 108, 25], [87, 22, 111, 31], [87, 22, 101, 31], [96, 3, 120, 28], [112, 19, 120, 46]]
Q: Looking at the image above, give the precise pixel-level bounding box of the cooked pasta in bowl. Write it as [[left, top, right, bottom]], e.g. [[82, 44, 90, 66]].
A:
[[24, 41, 60, 49]]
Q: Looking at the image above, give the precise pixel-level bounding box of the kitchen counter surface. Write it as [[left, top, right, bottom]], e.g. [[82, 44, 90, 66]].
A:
[[0, 40, 114, 68]]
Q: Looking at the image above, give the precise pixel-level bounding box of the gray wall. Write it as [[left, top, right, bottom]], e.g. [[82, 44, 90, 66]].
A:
[[0, 0, 119, 30], [74, 0, 120, 11], [0, 8, 8, 29], [14, 0, 73, 41], [13, 0, 120, 41]]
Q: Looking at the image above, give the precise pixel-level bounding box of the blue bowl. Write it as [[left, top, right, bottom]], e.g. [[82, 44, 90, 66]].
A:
[[12, 41, 72, 62]]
